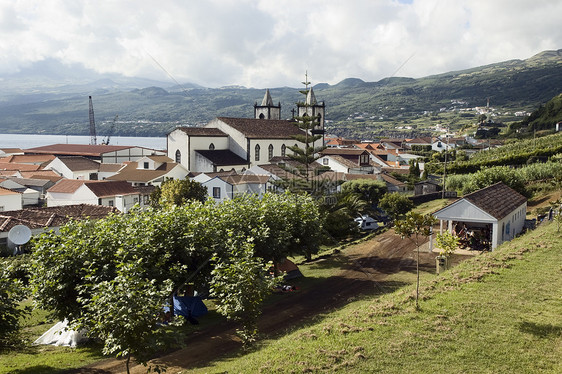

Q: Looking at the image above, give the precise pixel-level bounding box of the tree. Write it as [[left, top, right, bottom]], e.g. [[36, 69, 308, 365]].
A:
[[287, 76, 325, 188], [379, 192, 414, 220], [394, 212, 437, 310], [210, 234, 278, 345], [0, 266, 26, 350], [321, 191, 368, 239], [435, 231, 459, 258], [340, 179, 387, 206], [151, 178, 207, 208], [30, 192, 323, 366]]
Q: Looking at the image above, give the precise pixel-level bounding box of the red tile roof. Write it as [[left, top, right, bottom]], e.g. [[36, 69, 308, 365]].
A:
[[56, 156, 101, 171], [175, 127, 228, 137], [85, 180, 137, 197], [0, 154, 56, 164], [25, 144, 136, 157], [0, 204, 118, 232], [216, 117, 305, 139], [0, 162, 41, 171]]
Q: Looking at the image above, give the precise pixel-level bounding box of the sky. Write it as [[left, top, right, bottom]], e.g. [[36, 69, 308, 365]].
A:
[[0, 0, 560, 88]]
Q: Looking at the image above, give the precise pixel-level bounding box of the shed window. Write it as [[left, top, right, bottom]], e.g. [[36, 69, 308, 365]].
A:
[[213, 187, 221, 199]]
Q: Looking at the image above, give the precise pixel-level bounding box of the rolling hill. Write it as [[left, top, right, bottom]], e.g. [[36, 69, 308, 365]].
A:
[[0, 50, 560, 137]]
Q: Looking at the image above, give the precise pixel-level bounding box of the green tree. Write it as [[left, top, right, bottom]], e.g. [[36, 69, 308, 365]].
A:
[[321, 191, 369, 239], [394, 212, 437, 309], [435, 231, 459, 258], [151, 179, 207, 208], [379, 192, 414, 220], [0, 266, 26, 350], [287, 76, 325, 187], [210, 234, 278, 345], [340, 179, 387, 206]]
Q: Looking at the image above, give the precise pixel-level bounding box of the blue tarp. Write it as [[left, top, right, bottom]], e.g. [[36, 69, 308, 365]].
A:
[[172, 295, 208, 318]]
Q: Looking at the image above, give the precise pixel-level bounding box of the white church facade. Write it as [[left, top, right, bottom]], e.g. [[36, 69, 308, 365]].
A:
[[167, 88, 326, 173]]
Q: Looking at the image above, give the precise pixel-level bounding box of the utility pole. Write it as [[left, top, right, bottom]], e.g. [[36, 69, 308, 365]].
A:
[[442, 126, 450, 199]]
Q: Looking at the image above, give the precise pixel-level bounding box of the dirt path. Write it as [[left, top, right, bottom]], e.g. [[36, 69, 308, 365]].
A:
[[75, 229, 443, 374]]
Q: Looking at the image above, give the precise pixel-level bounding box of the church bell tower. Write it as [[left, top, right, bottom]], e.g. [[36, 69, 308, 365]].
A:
[[254, 89, 281, 120]]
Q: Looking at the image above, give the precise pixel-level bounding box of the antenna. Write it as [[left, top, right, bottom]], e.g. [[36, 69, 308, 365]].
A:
[[8, 225, 31, 245], [89, 96, 97, 145]]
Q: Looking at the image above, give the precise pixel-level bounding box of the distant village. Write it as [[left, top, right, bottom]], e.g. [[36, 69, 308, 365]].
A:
[[0, 88, 516, 251]]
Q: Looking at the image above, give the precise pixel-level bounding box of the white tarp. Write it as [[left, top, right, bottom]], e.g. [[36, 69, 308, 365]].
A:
[[33, 319, 88, 347]]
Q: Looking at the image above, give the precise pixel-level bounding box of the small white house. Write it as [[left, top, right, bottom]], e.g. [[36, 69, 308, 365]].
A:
[[43, 156, 102, 180], [0, 187, 22, 212], [433, 182, 527, 250], [106, 155, 188, 186], [46, 180, 139, 212], [202, 174, 271, 202]]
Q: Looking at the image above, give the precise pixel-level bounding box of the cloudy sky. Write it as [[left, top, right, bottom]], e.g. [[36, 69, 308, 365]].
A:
[[1, 0, 560, 88]]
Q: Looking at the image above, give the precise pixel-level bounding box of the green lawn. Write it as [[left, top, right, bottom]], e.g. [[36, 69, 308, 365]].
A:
[[186, 222, 562, 373]]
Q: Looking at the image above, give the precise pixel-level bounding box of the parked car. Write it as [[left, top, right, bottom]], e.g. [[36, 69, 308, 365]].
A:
[[355, 215, 379, 231]]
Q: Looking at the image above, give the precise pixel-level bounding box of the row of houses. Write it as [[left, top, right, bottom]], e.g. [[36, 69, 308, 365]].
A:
[[0, 88, 525, 254]]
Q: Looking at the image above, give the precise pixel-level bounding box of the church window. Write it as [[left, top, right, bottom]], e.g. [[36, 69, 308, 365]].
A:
[[281, 144, 286, 157], [268, 144, 274, 160], [255, 144, 260, 161], [259, 113, 265, 119], [175, 149, 181, 163], [209, 143, 215, 150]]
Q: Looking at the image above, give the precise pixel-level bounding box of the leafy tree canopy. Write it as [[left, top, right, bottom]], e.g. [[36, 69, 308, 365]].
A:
[[30, 192, 323, 365], [151, 178, 207, 208], [340, 179, 387, 206], [379, 192, 414, 220]]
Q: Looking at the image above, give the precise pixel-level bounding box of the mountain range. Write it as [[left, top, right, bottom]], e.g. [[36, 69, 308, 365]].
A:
[[0, 50, 560, 137]]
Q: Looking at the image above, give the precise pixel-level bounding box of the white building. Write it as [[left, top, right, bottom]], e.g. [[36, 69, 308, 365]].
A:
[[167, 89, 326, 173], [106, 155, 188, 186], [46, 180, 139, 212], [433, 182, 527, 250]]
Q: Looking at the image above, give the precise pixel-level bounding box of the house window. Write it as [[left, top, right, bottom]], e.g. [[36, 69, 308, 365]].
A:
[[281, 144, 286, 157], [268, 144, 274, 160], [213, 187, 221, 199], [175, 149, 181, 163], [323, 158, 329, 165], [108, 200, 114, 207], [143, 162, 149, 169], [255, 144, 260, 161], [209, 143, 215, 150], [134, 197, 139, 204]]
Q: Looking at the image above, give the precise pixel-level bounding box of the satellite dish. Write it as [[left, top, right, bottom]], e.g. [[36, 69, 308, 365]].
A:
[[8, 225, 32, 245]]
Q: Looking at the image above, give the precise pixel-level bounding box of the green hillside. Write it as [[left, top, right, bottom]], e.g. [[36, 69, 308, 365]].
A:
[[188, 221, 562, 373], [0, 50, 560, 137]]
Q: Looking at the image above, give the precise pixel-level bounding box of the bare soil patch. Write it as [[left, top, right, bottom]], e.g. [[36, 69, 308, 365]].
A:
[[73, 229, 466, 374]]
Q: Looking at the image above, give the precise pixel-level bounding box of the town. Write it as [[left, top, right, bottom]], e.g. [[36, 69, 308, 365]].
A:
[[1, 85, 561, 373]]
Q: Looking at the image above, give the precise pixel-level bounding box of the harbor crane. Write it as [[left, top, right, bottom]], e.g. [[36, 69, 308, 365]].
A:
[[89, 96, 118, 145], [101, 115, 118, 145]]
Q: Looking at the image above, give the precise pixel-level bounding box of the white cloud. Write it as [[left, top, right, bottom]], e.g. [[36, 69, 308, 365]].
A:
[[0, 0, 560, 87]]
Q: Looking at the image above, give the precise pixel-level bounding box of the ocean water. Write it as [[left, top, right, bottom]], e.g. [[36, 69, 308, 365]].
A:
[[0, 134, 167, 151]]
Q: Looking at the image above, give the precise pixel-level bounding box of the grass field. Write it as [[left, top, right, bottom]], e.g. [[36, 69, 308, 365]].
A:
[[186, 221, 562, 373]]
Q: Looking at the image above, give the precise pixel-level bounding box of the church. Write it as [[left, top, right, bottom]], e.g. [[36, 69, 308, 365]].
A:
[[167, 88, 325, 173]]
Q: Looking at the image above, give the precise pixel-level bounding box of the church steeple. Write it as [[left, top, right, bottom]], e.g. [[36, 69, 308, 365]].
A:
[[254, 89, 281, 120], [297, 85, 325, 133]]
